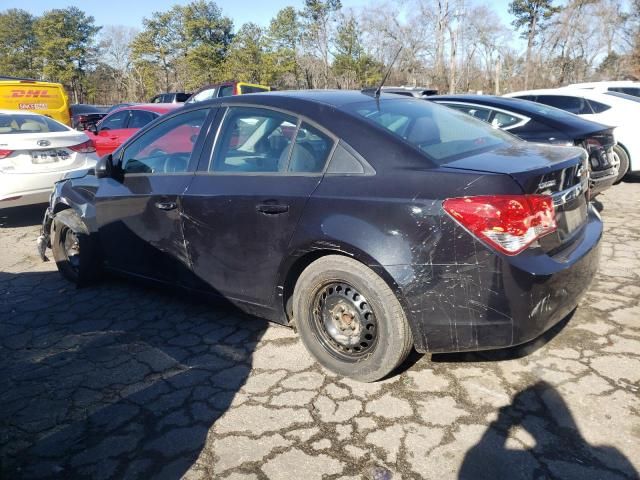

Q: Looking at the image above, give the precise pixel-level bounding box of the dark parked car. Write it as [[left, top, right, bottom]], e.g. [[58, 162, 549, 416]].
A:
[[37, 91, 601, 382], [430, 95, 618, 194], [149, 92, 191, 103], [70, 104, 108, 131]]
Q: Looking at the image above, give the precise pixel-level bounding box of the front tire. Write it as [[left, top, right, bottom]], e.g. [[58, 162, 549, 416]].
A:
[[292, 255, 413, 382], [51, 215, 101, 286]]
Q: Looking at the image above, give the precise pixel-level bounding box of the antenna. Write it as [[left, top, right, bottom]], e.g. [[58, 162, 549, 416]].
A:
[[375, 47, 403, 98]]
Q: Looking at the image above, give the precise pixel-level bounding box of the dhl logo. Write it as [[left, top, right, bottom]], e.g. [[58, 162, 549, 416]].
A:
[[6, 89, 56, 99]]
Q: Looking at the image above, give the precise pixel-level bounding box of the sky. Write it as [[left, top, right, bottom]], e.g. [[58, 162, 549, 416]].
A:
[[3, 0, 515, 30]]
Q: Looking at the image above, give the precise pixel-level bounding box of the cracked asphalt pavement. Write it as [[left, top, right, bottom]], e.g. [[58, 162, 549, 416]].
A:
[[1, 183, 639, 480]]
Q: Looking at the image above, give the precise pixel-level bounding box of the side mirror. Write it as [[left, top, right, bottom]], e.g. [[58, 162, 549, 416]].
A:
[[95, 154, 112, 179]]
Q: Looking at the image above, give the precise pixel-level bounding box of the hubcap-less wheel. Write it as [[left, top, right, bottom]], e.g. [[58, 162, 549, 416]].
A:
[[62, 228, 81, 271], [312, 282, 378, 361]]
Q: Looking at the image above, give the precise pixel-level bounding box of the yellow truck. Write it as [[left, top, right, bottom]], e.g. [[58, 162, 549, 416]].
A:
[[0, 78, 71, 126]]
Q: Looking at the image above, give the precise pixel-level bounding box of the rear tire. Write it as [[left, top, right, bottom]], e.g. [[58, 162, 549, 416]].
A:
[[613, 145, 630, 184], [51, 215, 101, 287], [292, 255, 413, 382]]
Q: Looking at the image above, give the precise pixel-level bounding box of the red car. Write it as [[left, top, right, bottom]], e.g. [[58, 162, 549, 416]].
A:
[[85, 104, 179, 157]]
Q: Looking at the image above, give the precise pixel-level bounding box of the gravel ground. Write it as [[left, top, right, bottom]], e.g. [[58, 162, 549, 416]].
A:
[[1, 182, 639, 479]]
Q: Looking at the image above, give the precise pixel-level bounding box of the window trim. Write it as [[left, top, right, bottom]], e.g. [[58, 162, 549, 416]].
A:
[[202, 104, 339, 177], [436, 101, 531, 130]]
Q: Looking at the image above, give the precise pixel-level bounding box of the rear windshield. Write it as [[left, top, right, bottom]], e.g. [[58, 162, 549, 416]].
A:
[[342, 98, 516, 164], [0, 113, 69, 134]]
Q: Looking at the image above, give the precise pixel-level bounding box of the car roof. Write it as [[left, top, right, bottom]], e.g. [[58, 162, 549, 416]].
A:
[[431, 94, 542, 111], [568, 81, 640, 88], [222, 89, 404, 107], [0, 109, 41, 116], [113, 103, 181, 114], [430, 94, 611, 134]]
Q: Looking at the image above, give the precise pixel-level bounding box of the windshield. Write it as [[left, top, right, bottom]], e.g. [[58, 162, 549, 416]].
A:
[[342, 98, 517, 164], [0, 113, 69, 134]]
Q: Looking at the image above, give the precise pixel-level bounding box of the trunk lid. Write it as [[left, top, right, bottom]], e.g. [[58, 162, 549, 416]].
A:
[[444, 143, 589, 254]]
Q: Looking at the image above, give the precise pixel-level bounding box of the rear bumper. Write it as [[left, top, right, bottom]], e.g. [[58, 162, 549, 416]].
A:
[[590, 166, 617, 196], [0, 188, 51, 208], [387, 205, 602, 353]]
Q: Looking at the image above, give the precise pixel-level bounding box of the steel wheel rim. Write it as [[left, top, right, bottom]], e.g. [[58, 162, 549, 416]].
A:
[[311, 281, 378, 361], [62, 228, 80, 270]]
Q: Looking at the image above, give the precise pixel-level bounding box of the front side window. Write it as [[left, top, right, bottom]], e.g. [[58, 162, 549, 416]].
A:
[[343, 98, 516, 164], [121, 108, 209, 174], [536, 95, 591, 114], [100, 110, 129, 130], [212, 107, 297, 173]]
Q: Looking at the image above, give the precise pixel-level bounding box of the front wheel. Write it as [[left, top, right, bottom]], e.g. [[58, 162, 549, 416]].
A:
[[51, 214, 101, 286], [612, 145, 630, 184], [292, 255, 413, 382]]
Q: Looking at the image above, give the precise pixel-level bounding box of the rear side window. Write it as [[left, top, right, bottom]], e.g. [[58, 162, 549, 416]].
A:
[[239, 85, 269, 94], [128, 110, 157, 129], [343, 98, 515, 164], [0, 113, 69, 134], [212, 107, 297, 172], [218, 85, 234, 97], [536, 95, 591, 114], [121, 108, 209, 174], [444, 103, 492, 122], [587, 100, 611, 113]]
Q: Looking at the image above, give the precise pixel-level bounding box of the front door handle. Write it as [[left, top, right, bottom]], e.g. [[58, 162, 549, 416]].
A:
[[257, 203, 289, 215], [155, 201, 177, 211]]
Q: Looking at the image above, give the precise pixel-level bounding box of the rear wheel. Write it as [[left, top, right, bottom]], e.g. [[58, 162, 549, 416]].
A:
[[612, 145, 630, 184], [292, 255, 413, 382], [51, 215, 101, 286]]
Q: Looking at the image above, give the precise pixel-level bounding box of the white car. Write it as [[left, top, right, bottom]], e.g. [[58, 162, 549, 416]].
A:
[[567, 80, 640, 98], [0, 110, 98, 209], [504, 88, 640, 180]]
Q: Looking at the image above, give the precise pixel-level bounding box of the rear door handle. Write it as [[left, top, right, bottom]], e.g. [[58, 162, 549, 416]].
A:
[[155, 201, 177, 211], [257, 203, 289, 215]]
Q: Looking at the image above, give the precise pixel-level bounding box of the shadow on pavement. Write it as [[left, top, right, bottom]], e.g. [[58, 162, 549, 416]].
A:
[[459, 381, 639, 479], [0, 204, 48, 228], [0, 269, 266, 478]]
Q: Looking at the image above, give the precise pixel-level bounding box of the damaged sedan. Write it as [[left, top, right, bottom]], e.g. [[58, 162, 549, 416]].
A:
[[38, 91, 602, 382]]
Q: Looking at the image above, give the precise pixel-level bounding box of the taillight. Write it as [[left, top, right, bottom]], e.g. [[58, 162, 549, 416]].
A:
[[443, 195, 557, 255], [68, 140, 96, 153], [0, 149, 13, 159]]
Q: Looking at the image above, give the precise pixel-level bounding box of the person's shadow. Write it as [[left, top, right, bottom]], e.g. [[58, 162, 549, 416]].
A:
[[459, 381, 639, 479]]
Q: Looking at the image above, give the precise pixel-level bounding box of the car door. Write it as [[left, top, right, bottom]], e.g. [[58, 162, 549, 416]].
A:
[[94, 107, 213, 283], [93, 109, 131, 156], [181, 106, 335, 308]]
